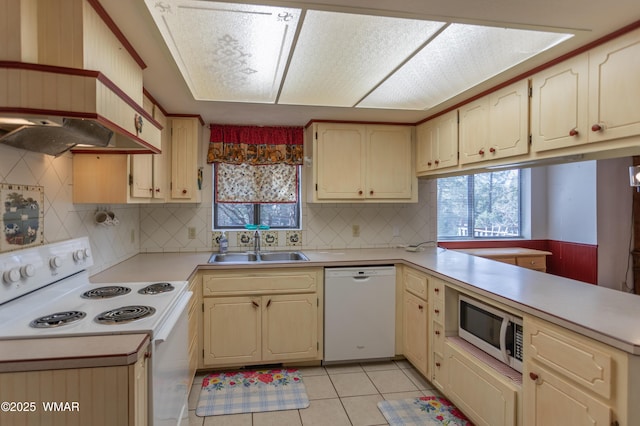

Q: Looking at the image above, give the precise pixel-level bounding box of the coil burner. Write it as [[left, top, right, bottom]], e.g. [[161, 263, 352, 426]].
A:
[[94, 305, 156, 324], [30, 311, 87, 328], [81, 286, 131, 299], [138, 282, 175, 295]]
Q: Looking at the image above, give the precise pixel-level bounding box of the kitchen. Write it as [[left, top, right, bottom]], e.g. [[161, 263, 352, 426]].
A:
[[1, 0, 640, 425]]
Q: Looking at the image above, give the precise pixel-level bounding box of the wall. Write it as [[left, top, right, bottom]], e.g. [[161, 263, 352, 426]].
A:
[[139, 158, 437, 252], [0, 145, 139, 275]]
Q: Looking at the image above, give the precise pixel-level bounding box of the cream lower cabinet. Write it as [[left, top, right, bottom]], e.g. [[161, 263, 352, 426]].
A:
[[429, 278, 446, 391], [202, 268, 322, 368], [402, 267, 429, 375], [444, 339, 520, 426], [523, 315, 640, 426], [0, 344, 149, 426]]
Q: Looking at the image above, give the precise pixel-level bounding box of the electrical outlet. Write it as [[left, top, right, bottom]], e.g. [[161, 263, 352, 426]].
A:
[[188, 227, 196, 239], [352, 224, 360, 237]]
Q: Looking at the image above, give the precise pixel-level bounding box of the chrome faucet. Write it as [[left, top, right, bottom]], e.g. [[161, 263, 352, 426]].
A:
[[254, 230, 261, 255]]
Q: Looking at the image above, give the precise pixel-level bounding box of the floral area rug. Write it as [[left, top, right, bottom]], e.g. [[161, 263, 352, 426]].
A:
[[378, 396, 474, 425], [195, 369, 309, 417]]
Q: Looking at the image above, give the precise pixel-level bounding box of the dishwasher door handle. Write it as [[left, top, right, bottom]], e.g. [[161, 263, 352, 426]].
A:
[[352, 276, 371, 281]]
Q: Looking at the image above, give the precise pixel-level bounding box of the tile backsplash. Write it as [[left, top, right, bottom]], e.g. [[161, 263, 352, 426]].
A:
[[1, 144, 435, 271], [0, 145, 138, 275]]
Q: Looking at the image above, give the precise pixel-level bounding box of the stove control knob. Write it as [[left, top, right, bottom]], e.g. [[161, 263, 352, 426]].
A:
[[83, 248, 91, 258], [21, 264, 36, 278], [3, 268, 20, 283], [73, 249, 86, 261], [50, 256, 63, 269]]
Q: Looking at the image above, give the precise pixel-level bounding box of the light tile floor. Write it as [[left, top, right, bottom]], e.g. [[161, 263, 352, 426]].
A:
[[185, 360, 442, 426]]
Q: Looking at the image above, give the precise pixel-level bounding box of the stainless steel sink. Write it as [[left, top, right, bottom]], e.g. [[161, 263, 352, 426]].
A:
[[259, 251, 309, 262], [208, 251, 309, 263], [208, 252, 258, 263]]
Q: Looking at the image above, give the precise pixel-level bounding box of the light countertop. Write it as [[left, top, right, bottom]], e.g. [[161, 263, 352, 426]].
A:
[[0, 334, 149, 372], [90, 247, 640, 355]]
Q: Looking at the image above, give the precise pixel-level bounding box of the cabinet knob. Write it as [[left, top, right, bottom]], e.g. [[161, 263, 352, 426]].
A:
[[418, 304, 424, 310], [148, 188, 153, 192], [369, 190, 374, 195], [358, 190, 363, 195], [435, 362, 441, 368], [591, 124, 603, 132], [569, 128, 579, 137], [529, 372, 539, 381], [435, 330, 441, 335], [182, 189, 188, 194], [478, 149, 485, 155], [427, 162, 432, 166], [434, 160, 440, 165], [155, 188, 161, 192], [434, 288, 440, 294], [252, 300, 259, 308], [266, 299, 272, 308], [489, 147, 496, 153], [434, 309, 440, 314]]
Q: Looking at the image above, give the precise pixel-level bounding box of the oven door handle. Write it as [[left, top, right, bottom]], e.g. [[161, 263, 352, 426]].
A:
[[155, 292, 192, 343]]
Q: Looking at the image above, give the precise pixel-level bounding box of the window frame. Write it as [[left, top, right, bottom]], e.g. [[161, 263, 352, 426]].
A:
[[437, 169, 523, 241], [212, 165, 302, 231]]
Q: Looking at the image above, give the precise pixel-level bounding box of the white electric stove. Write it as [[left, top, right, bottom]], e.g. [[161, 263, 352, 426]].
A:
[[0, 237, 191, 426]]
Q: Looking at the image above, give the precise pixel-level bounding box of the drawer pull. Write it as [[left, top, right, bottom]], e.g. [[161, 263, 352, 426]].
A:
[[266, 299, 272, 308], [252, 300, 259, 308]]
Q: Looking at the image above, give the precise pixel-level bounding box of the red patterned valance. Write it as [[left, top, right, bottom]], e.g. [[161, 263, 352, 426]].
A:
[[207, 125, 304, 165]]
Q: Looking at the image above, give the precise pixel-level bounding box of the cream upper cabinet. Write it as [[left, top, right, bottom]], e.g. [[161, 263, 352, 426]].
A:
[[460, 80, 529, 164], [416, 110, 459, 174], [531, 54, 589, 152], [588, 27, 640, 143], [168, 117, 202, 203], [309, 122, 416, 202], [315, 123, 367, 199]]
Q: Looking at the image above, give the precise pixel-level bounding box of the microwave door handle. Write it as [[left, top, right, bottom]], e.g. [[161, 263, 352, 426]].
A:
[[499, 319, 510, 363]]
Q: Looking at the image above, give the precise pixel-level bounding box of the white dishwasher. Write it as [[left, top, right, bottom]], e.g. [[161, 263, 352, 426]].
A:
[[324, 266, 396, 363]]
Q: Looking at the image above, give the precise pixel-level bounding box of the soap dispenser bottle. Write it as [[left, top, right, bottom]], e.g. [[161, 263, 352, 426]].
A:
[[219, 231, 228, 253]]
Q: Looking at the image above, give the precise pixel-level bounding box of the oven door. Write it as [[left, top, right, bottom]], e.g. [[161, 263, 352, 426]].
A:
[[150, 291, 192, 426]]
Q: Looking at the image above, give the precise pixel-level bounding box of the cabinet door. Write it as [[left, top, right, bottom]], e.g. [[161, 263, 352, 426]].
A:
[[444, 341, 519, 426], [459, 98, 490, 164], [152, 107, 168, 200], [316, 123, 366, 199], [170, 117, 200, 201], [366, 125, 413, 199], [531, 54, 589, 151], [132, 351, 149, 426], [403, 291, 428, 375], [588, 28, 640, 142], [416, 111, 458, 173], [488, 79, 530, 159], [523, 362, 611, 426], [130, 154, 154, 198], [262, 294, 318, 362], [203, 297, 261, 366]]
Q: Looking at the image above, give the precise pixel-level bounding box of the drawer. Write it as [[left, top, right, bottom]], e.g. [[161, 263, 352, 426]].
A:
[[404, 268, 428, 300], [492, 256, 516, 265], [432, 299, 444, 323], [431, 280, 444, 303], [432, 321, 445, 354], [432, 352, 445, 391], [526, 317, 613, 399], [516, 255, 546, 270], [202, 268, 320, 295]]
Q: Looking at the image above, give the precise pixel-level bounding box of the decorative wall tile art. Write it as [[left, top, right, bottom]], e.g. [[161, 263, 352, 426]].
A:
[[1, 183, 44, 252], [261, 231, 278, 248], [286, 230, 302, 247]]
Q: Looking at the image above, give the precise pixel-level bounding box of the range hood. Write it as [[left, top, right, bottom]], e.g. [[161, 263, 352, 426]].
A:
[[0, 117, 114, 157]]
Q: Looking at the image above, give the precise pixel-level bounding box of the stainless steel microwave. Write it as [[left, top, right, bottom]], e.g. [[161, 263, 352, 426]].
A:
[[458, 294, 523, 373]]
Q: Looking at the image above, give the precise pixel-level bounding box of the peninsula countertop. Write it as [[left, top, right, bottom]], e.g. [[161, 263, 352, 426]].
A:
[[90, 247, 640, 355]]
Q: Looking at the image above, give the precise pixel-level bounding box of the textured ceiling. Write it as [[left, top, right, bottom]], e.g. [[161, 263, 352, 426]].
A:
[[101, 0, 640, 126]]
